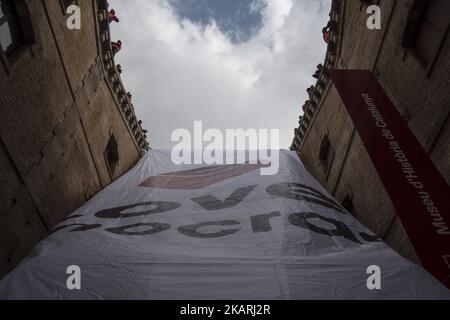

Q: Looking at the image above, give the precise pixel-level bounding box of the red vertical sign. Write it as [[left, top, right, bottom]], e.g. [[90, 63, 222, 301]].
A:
[[332, 70, 450, 289]]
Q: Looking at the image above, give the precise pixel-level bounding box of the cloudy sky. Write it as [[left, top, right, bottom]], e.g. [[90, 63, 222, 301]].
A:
[[109, 0, 330, 149]]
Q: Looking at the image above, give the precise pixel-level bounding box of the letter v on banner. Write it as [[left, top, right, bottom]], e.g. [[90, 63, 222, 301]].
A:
[[331, 70, 450, 289]]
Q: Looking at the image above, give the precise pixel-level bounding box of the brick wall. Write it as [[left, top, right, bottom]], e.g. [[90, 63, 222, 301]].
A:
[[295, 0, 449, 264], [0, 0, 144, 278]]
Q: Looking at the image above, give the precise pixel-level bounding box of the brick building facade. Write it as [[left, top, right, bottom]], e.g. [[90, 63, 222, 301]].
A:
[[291, 0, 450, 264], [0, 0, 149, 277]]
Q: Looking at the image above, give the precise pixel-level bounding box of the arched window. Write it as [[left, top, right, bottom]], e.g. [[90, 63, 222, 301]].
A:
[[105, 134, 119, 176], [319, 133, 334, 179], [0, 0, 22, 56]]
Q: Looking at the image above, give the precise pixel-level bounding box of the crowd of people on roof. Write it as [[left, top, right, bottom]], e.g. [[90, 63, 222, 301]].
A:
[[105, 5, 149, 152], [107, 9, 119, 23], [298, 19, 334, 122]]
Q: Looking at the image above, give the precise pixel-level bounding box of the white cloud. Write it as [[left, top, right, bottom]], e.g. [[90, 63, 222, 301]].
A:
[[249, 0, 266, 14], [109, 0, 330, 149]]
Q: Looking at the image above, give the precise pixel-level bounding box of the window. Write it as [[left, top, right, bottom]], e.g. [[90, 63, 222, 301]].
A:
[[0, 0, 22, 56], [341, 195, 354, 214], [402, 0, 450, 70], [359, 0, 380, 11], [59, 0, 79, 15], [60, 0, 76, 11], [105, 135, 119, 176], [319, 134, 334, 178]]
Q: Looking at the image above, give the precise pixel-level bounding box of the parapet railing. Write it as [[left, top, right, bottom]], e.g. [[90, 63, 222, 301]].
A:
[[96, 0, 150, 151], [290, 0, 343, 151]]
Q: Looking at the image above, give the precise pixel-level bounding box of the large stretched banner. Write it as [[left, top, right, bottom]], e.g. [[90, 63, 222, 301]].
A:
[[0, 150, 449, 299], [332, 70, 450, 289]]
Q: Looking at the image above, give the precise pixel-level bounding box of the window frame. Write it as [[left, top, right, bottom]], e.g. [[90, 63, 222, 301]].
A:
[[402, 0, 450, 76], [0, 0, 23, 56], [59, 0, 77, 15]]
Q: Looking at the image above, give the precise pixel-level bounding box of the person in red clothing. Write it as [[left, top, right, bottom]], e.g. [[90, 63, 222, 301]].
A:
[[322, 21, 331, 43], [108, 9, 119, 23], [111, 40, 122, 56], [313, 63, 323, 79], [322, 27, 330, 43]]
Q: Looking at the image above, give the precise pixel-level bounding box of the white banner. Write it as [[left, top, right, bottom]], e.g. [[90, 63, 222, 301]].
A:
[[0, 150, 449, 299]]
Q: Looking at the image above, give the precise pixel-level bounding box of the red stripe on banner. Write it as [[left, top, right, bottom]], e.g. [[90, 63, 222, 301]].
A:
[[331, 70, 450, 288]]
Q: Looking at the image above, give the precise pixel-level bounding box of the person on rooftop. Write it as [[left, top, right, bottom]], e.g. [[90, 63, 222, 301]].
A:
[[307, 85, 315, 99], [111, 40, 122, 56], [322, 21, 331, 43], [108, 9, 119, 23], [313, 64, 323, 79]]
